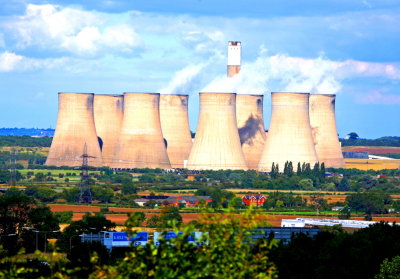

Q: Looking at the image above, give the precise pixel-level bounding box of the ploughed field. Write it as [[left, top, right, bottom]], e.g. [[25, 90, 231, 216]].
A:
[[342, 146, 400, 154]]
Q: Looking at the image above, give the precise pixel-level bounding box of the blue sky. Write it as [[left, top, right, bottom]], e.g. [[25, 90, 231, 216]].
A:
[[0, 0, 399, 138]]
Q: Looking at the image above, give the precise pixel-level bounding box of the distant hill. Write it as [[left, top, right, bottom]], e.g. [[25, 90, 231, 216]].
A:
[[0, 128, 54, 137]]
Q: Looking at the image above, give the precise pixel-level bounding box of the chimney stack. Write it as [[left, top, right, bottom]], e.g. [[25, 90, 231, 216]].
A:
[[236, 94, 267, 169], [46, 93, 103, 167], [258, 92, 318, 172], [93, 94, 124, 167], [187, 92, 248, 170], [160, 94, 193, 168], [227, 41, 241, 77], [309, 94, 345, 168], [112, 93, 171, 169]]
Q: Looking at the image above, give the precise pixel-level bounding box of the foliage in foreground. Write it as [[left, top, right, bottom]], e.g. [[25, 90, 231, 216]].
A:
[[92, 208, 278, 279], [375, 255, 400, 279]]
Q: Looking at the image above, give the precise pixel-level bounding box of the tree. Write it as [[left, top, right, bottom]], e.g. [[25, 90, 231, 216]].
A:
[[338, 205, 351, 219], [125, 212, 146, 227], [54, 211, 73, 224], [230, 197, 244, 209], [287, 162, 294, 177], [62, 187, 80, 202], [93, 208, 277, 279], [346, 191, 392, 215], [57, 213, 116, 252], [33, 172, 45, 182], [21, 205, 60, 253], [270, 163, 278, 179], [348, 132, 359, 140], [0, 190, 36, 235], [159, 207, 182, 228], [146, 215, 161, 228], [296, 162, 302, 176], [338, 177, 350, 191], [299, 178, 314, 190], [139, 173, 156, 183], [309, 195, 328, 215], [376, 256, 400, 279], [121, 181, 137, 195], [91, 186, 114, 203], [26, 186, 58, 202]]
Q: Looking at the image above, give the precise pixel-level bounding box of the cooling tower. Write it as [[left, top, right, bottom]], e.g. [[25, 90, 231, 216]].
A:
[[227, 41, 241, 77], [46, 93, 103, 167], [112, 93, 171, 169], [187, 93, 248, 170], [309, 94, 345, 168], [93, 94, 124, 166], [258, 92, 318, 172], [160, 94, 192, 168], [236, 94, 267, 169]]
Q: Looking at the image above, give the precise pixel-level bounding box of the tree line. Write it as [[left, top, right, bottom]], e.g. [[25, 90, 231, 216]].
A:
[[0, 190, 399, 279]]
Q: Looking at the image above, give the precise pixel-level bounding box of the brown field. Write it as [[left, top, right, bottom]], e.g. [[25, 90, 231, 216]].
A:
[[70, 211, 400, 227], [49, 204, 160, 213], [342, 146, 400, 154]]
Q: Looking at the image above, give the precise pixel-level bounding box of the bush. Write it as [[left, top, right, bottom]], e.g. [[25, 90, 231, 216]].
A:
[[93, 208, 277, 278]]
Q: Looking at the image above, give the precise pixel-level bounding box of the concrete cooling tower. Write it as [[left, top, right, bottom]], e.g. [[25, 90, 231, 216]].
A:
[[258, 92, 318, 172], [94, 94, 124, 167], [112, 93, 171, 169], [46, 93, 103, 167], [227, 41, 241, 77], [309, 94, 345, 168], [187, 93, 248, 170], [236, 94, 267, 169], [160, 94, 192, 168]]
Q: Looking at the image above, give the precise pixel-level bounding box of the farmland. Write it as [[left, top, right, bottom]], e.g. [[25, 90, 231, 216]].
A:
[[342, 146, 400, 154]]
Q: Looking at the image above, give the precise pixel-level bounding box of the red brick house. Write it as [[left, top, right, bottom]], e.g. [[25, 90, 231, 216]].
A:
[[242, 194, 267, 207]]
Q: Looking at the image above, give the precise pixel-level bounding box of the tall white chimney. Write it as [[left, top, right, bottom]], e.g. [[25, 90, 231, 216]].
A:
[[227, 41, 241, 77]]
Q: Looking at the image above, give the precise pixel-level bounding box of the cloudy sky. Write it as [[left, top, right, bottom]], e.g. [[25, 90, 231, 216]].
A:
[[1, 0, 399, 138]]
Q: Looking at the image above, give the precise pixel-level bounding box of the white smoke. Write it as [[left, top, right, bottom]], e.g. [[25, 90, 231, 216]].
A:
[[202, 51, 342, 94], [160, 46, 400, 96], [158, 62, 208, 94]]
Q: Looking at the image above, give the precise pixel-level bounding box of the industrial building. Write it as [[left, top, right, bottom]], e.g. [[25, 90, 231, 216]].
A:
[[46, 93, 103, 167], [227, 41, 241, 77], [236, 94, 267, 169], [160, 94, 193, 168], [46, 42, 367, 172], [258, 92, 318, 172], [112, 93, 171, 169], [309, 94, 345, 168], [93, 94, 124, 167], [187, 92, 248, 170]]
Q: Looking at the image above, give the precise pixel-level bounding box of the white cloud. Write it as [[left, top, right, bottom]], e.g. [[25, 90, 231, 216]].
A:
[[0, 51, 70, 72], [356, 89, 400, 105], [0, 51, 23, 72], [7, 4, 142, 56]]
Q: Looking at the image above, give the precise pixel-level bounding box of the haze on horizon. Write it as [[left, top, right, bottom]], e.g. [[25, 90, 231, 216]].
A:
[[1, 0, 399, 139]]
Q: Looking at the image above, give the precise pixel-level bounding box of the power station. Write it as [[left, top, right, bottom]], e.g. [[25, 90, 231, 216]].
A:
[[46, 93, 103, 167], [258, 92, 318, 172], [46, 42, 347, 172], [111, 93, 171, 169], [187, 92, 248, 170], [236, 94, 267, 170], [309, 94, 345, 168], [93, 94, 124, 167], [160, 94, 193, 168]]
